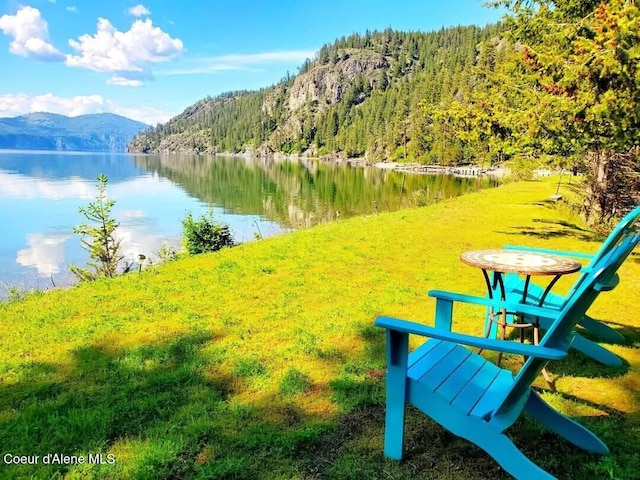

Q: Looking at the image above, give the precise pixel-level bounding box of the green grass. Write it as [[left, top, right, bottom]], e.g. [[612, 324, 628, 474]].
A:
[[0, 177, 638, 479]]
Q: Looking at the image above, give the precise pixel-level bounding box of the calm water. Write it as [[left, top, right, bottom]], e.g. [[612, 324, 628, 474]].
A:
[[0, 150, 497, 295]]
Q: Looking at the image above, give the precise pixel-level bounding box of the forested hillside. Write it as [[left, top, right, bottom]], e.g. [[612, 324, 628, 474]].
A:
[[128, 25, 506, 164]]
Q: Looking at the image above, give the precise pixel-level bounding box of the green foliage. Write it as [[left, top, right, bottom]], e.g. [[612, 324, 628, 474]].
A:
[[508, 155, 538, 181], [181, 209, 235, 255], [487, 0, 640, 224], [70, 174, 126, 281], [156, 243, 180, 263], [128, 16, 640, 223]]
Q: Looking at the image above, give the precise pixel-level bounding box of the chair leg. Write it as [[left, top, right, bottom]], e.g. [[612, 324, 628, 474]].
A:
[[537, 317, 622, 366], [569, 333, 623, 367], [384, 395, 407, 460], [475, 429, 557, 480], [411, 394, 558, 480], [439, 414, 557, 480], [525, 391, 609, 455], [384, 330, 409, 460], [578, 315, 625, 343]]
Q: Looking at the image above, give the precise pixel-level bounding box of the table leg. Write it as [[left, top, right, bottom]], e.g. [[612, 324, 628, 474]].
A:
[[480, 270, 502, 360], [520, 275, 532, 344], [536, 274, 562, 390], [493, 272, 508, 366], [539, 274, 562, 306], [496, 305, 507, 366]]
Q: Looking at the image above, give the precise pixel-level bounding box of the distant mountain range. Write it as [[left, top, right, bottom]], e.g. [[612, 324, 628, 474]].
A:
[[0, 113, 149, 152]]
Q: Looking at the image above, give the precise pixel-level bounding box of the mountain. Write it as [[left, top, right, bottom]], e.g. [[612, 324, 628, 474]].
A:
[[0, 113, 149, 152], [128, 24, 505, 163]]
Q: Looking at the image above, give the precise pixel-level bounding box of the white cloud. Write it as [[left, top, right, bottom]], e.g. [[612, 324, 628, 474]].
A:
[[0, 171, 178, 201], [0, 6, 64, 61], [65, 18, 184, 84], [158, 50, 316, 76], [113, 210, 171, 262], [0, 92, 105, 117], [107, 76, 143, 87], [0, 93, 174, 125], [129, 4, 151, 17], [107, 103, 175, 125], [66, 6, 78, 13], [16, 232, 71, 276], [118, 209, 146, 220]]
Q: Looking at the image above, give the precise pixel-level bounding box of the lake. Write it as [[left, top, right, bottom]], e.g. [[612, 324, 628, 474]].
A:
[[0, 150, 497, 296]]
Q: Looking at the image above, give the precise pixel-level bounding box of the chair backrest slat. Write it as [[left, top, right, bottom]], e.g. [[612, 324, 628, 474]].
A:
[[564, 205, 640, 299], [591, 205, 640, 264]]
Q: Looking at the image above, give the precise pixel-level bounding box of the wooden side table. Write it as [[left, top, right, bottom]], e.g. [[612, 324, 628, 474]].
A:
[[460, 249, 582, 383]]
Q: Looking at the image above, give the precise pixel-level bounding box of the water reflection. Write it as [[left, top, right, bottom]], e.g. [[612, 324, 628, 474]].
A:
[[0, 152, 280, 294], [134, 154, 497, 229], [16, 232, 71, 276], [0, 151, 497, 295]]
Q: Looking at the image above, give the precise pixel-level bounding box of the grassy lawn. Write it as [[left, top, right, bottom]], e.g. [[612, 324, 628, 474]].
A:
[[0, 177, 638, 479]]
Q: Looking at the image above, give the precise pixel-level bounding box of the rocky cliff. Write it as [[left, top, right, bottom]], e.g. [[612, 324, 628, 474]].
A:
[[128, 25, 503, 162]]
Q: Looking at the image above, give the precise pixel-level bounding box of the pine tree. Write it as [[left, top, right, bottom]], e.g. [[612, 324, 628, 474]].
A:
[[494, 0, 640, 223], [70, 174, 126, 281]]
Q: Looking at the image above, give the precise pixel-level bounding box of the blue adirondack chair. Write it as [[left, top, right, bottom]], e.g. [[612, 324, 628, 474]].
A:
[[375, 233, 639, 480], [495, 205, 640, 366]]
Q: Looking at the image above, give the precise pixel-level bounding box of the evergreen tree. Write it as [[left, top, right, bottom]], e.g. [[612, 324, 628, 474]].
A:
[[70, 174, 126, 281], [493, 0, 640, 223]]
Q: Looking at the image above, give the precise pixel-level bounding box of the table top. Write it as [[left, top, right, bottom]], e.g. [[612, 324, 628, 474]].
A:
[[460, 249, 582, 276]]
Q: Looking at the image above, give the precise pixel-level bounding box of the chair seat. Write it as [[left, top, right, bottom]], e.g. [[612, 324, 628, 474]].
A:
[[407, 340, 514, 419]]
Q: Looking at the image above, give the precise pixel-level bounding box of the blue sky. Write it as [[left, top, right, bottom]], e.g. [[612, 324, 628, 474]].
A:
[[0, 1, 505, 125]]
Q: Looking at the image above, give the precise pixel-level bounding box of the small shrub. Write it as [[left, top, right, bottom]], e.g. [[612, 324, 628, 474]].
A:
[[182, 210, 235, 255], [157, 244, 180, 263], [1, 285, 27, 303], [508, 155, 537, 180]]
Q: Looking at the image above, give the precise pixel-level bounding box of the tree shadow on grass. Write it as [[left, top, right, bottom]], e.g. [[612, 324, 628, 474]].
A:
[[0, 328, 341, 480], [496, 218, 601, 243], [2, 318, 637, 480], [306, 324, 640, 480]]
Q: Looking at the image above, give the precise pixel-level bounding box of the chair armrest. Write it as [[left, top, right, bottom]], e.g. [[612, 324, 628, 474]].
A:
[[428, 290, 561, 320], [375, 316, 566, 360], [503, 244, 594, 260]]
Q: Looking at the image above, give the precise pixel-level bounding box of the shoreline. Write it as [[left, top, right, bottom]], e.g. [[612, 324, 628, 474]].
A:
[[154, 149, 514, 178]]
